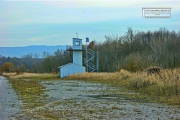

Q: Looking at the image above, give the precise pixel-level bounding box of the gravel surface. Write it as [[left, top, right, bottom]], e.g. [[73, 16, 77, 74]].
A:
[[0, 76, 20, 119], [39, 80, 180, 119]]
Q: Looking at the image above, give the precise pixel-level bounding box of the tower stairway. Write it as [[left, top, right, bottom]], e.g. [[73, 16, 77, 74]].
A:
[[84, 48, 98, 72]]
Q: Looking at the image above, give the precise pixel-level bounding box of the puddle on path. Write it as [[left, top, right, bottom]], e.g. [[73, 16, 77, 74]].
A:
[[36, 80, 180, 120]]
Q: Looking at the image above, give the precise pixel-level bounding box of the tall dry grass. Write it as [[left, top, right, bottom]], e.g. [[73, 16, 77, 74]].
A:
[[3, 72, 59, 80]]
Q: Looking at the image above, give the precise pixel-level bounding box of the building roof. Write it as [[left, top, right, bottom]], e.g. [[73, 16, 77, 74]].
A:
[[58, 63, 85, 68]]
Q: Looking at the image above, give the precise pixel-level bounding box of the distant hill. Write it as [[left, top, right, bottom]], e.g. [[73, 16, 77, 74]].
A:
[[0, 45, 66, 58]]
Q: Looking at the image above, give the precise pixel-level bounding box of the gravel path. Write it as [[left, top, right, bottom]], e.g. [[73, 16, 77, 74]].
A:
[[0, 76, 20, 119], [38, 80, 180, 119]]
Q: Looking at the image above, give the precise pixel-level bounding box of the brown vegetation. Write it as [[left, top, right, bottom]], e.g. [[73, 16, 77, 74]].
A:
[[3, 72, 58, 80], [0, 62, 15, 72]]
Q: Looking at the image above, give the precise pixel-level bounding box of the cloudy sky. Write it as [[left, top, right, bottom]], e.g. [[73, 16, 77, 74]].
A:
[[0, 0, 179, 47]]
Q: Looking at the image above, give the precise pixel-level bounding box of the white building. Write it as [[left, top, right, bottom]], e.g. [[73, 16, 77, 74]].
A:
[[58, 38, 85, 78]]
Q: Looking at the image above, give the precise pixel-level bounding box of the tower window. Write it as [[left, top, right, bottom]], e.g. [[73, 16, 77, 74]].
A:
[[75, 41, 80, 46]]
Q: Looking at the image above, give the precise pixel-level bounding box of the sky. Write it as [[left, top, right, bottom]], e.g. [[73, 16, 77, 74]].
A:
[[0, 0, 180, 47]]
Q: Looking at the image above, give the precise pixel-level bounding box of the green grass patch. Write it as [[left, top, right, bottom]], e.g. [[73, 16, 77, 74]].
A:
[[8, 78, 45, 109]]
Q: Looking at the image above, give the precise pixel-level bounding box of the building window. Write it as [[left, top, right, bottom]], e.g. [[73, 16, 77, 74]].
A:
[[75, 41, 80, 46]]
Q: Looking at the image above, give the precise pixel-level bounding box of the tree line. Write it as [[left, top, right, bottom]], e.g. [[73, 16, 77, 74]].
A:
[[1, 27, 180, 73], [93, 27, 180, 72], [0, 50, 72, 73]]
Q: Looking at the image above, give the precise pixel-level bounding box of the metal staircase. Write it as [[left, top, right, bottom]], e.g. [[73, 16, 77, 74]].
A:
[[84, 48, 98, 72]]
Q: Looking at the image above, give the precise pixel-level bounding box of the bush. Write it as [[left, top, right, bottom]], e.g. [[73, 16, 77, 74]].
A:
[[123, 53, 145, 72], [0, 62, 15, 72]]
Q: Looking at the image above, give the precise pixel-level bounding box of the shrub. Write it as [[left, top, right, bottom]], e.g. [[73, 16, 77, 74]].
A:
[[123, 53, 145, 72], [0, 62, 15, 72]]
